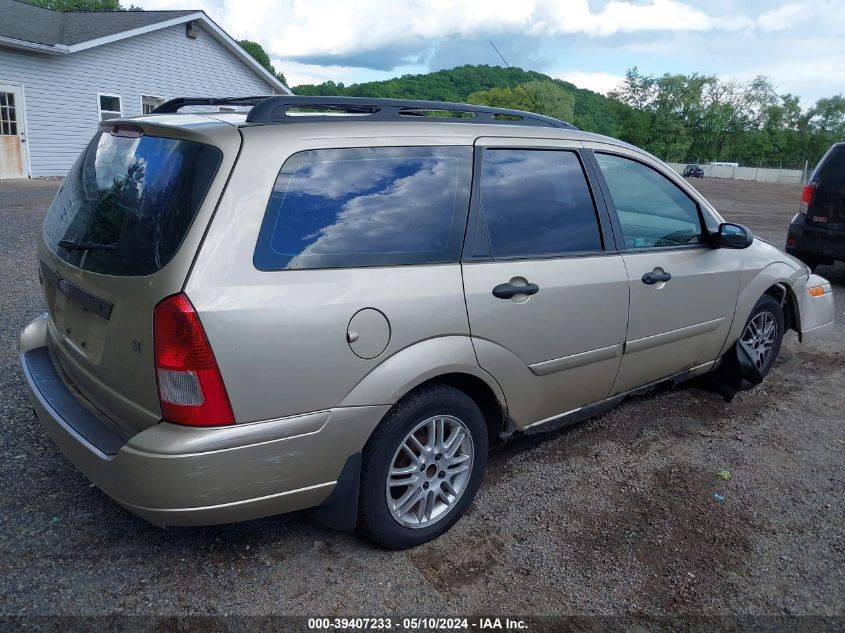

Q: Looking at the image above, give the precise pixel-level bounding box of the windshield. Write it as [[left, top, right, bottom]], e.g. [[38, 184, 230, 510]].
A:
[[44, 131, 221, 276]]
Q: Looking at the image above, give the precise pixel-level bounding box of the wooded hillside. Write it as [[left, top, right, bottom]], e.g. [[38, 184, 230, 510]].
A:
[[294, 65, 845, 169]]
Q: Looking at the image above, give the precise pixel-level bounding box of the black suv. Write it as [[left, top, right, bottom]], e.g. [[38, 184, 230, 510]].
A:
[[683, 164, 705, 178], [787, 142, 845, 270]]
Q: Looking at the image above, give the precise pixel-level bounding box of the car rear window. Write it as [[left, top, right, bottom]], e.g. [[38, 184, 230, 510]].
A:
[[254, 146, 473, 270], [43, 131, 221, 276], [815, 145, 845, 183]]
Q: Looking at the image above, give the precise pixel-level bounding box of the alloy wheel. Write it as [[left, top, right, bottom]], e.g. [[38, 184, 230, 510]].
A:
[[740, 311, 777, 370], [385, 415, 474, 529]]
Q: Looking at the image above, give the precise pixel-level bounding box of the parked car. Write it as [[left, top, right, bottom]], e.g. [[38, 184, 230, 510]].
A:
[[19, 97, 835, 549], [786, 142, 845, 270], [683, 164, 705, 178]]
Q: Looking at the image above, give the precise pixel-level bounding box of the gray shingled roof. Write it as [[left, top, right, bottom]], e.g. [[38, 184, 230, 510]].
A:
[[0, 0, 198, 47]]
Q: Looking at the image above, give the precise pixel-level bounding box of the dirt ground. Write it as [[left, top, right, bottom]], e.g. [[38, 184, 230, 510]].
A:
[[0, 177, 842, 620]]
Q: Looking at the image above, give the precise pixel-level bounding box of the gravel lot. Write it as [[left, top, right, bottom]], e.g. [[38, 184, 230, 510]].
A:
[[1, 177, 842, 618]]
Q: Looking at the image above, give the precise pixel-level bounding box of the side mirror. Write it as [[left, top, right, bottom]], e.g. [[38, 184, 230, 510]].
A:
[[715, 223, 754, 249]]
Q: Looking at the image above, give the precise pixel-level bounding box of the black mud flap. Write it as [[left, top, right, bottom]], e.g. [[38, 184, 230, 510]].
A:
[[737, 341, 764, 386], [308, 453, 361, 532], [704, 341, 763, 402]]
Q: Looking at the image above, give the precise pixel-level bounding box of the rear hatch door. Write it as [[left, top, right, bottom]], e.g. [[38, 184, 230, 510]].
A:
[[38, 118, 240, 437]]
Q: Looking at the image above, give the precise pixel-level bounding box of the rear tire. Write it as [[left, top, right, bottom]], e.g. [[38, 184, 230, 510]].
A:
[[357, 384, 488, 549]]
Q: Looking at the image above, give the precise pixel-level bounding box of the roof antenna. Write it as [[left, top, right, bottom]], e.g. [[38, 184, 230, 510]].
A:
[[489, 40, 543, 114]]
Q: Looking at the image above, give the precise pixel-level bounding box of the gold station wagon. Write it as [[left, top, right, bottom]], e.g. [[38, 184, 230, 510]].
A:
[[19, 96, 835, 549]]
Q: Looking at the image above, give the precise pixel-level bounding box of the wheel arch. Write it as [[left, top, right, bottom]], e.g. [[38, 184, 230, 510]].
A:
[[719, 262, 802, 357], [340, 335, 508, 440], [410, 372, 506, 445], [764, 282, 800, 334]]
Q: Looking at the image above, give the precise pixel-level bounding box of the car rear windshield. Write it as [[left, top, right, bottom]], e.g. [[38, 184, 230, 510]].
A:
[[254, 146, 473, 270], [43, 131, 222, 276], [815, 146, 845, 183]]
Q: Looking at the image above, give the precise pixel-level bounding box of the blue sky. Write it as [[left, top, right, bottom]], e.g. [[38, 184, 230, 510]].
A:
[[138, 0, 845, 104]]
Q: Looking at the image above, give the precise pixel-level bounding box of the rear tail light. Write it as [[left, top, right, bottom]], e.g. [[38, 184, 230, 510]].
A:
[[153, 293, 234, 426], [799, 184, 816, 214]]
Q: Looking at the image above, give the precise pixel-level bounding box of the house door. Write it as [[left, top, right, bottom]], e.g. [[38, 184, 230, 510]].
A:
[[0, 83, 29, 179]]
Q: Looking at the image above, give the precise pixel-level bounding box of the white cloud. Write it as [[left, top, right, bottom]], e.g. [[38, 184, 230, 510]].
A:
[[265, 0, 752, 59], [554, 71, 625, 95], [134, 0, 844, 102], [757, 3, 808, 31], [140, 0, 754, 60], [537, 0, 753, 37], [277, 60, 371, 87]]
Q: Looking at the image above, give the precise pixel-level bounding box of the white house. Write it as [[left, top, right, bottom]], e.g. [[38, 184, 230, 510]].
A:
[[0, 0, 290, 178]]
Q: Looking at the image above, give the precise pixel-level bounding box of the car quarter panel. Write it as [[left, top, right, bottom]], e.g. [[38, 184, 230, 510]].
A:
[[339, 335, 506, 411], [185, 126, 479, 423]]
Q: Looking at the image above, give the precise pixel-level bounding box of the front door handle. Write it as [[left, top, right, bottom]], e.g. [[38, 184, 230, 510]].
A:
[[642, 269, 672, 285], [492, 281, 540, 299]]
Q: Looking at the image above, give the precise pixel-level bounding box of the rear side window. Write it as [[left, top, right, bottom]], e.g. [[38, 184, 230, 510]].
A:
[[478, 149, 603, 258], [255, 147, 472, 270], [595, 153, 704, 249], [44, 131, 221, 276], [815, 146, 845, 183]]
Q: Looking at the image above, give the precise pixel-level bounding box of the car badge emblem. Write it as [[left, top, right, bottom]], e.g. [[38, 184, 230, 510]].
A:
[[59, 279, 69, 294]]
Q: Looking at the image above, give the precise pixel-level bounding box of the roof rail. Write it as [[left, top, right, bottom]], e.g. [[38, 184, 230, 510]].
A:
[[151, 96, 271, 114], [244, 96, 577, 129]]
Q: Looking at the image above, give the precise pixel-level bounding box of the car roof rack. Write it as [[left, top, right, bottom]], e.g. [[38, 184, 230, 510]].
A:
[[151, 95, 577, 130], [246, 96, 577, 129], [151, 96, 270, 114]]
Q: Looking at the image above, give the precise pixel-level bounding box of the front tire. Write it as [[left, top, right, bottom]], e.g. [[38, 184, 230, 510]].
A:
[[357, 384, 488, 549], [738, 294, 785, 380]]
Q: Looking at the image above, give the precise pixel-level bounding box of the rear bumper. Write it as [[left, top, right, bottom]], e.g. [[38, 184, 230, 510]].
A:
[[786, 217, 845, 261], [19, 315, 388, 527]]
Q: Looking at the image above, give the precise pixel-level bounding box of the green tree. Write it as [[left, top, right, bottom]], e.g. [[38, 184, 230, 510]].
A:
[[237, 40, 287, 87], [294, 63, 843, 168], [609, 67, 655, 109], [467, 80, 575, 122]]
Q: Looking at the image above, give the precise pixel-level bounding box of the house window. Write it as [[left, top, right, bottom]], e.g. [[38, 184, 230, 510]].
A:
[[98, 93, 122, 121], [0, 91, 18, 135], [141, 95, 166, 114]]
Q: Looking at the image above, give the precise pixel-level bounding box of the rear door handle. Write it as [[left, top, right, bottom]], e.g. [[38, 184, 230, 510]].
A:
[[492, 281, 540, 299], [642, 270, 672, 285]]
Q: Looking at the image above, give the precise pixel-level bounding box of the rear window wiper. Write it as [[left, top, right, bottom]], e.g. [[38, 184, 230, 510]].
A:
[[58, 240, 118, 252]]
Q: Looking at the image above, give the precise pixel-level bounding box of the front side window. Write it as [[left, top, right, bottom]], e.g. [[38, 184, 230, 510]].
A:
[[98, 93, 122, 121], [479, 149, 603, 258], [254, 146, 473, 270], [595, 153, 704, 249]]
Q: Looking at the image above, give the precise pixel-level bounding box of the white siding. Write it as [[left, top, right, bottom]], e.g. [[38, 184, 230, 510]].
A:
[[0, 24, 275, 176]]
